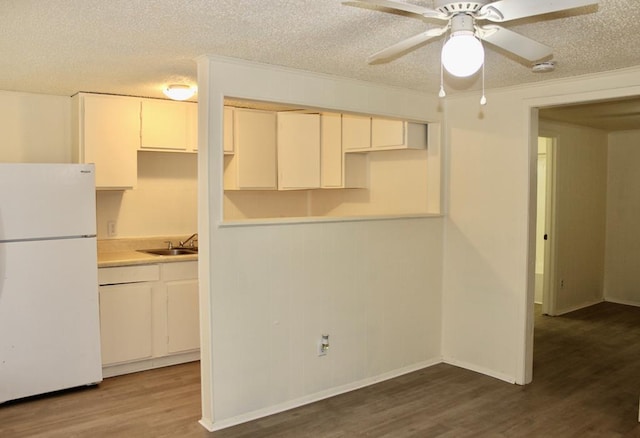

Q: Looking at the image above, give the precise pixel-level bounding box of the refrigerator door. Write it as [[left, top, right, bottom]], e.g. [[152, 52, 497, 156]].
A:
[[0, 237, 102, 403], [0, 163, 96, 241]]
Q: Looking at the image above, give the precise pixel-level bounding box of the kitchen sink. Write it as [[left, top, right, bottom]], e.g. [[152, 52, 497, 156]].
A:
[[139, 248, 198, 256]]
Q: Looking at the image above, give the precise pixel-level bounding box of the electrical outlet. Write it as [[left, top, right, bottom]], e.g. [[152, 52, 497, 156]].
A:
[[107, 220, 117, 237], [318, 334, 329, 356]]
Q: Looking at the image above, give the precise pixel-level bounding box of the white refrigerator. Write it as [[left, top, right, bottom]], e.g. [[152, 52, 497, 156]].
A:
[[0, 163, 102, 403]]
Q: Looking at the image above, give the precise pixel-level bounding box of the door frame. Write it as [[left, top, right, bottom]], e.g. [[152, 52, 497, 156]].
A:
[[524, 81, 640, 383]]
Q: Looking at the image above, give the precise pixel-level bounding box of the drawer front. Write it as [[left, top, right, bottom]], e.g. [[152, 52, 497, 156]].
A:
[[161, 261, 198, 282], [98, 264, 160, 285]]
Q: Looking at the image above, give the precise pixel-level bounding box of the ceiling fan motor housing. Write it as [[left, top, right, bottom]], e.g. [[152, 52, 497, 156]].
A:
[[449, 13, 476, 33], [435, 1, 491, 16]]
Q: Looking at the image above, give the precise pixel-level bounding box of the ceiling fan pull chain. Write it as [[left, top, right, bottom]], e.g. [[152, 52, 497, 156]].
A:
[[480, 61, 487, 105], [439, 31, 448, 98], [439, 60, 446, 98]]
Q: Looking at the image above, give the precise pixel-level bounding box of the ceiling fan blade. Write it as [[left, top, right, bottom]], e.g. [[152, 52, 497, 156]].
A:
[[479, 25, 553, 61], [479, 0, 598, 22], [344, 0, 447, 19], [367, 27, 447, 64]]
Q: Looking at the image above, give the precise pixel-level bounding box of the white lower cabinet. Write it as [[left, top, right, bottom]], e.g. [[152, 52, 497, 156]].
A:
[[167, 280, 200, 353], [98, 261, 199, 377], [162, 261, 200, 354], [99, 283, 153, 365]]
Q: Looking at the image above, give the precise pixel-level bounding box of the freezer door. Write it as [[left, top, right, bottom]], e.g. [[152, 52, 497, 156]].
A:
[[0, 237, 102, 403], [0, 163, 96, 241]]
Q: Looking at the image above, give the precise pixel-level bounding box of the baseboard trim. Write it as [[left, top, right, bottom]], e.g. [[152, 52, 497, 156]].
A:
[[604, 297, 640, 308], [554, 299, 604, 316], [102, 351, 200, 378], [199, 418, 215, 432], [442, 357, 516, 384], [203, 357, 443, 432]]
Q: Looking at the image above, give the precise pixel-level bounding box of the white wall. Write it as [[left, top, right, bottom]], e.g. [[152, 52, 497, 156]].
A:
[[212, 218, 443, 424], [442, 66, 640, 385], [0, 90, 71, 163], [224, 190, 310, 220], [198, 56, 444, 430], [604, 129, 640, 305], [539, 120, 608, 314], [95, 151, 198, 238], [311, 149, 430, 217]]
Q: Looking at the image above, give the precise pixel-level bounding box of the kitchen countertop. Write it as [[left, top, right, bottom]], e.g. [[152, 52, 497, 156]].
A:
[[98, 250, 197, 268], [97, 236, 198, 268]]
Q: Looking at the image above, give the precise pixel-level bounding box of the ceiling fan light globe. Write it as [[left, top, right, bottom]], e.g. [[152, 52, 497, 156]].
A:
[[441, 32, 484, 77]]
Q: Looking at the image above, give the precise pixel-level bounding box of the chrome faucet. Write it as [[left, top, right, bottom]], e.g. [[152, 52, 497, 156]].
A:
[[179, 233, 198, 248]]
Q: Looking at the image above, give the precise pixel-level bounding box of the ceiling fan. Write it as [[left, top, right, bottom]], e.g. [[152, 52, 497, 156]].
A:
[[344, 0, 599, 77]]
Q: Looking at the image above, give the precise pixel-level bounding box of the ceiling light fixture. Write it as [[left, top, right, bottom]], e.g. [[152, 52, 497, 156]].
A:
[[438, 14, 487, 105], [441, 31, 484, 77], [441, 15, 484, 78], [163, 84, 196, 101]]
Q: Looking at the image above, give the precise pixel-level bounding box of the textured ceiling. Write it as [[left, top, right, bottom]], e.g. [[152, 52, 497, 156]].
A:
[[0, 0, 638, 106]]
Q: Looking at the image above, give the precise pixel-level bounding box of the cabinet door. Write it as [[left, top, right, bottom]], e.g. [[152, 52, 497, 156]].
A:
[[99, 283, 153, 365], [223, 106, 233, 154], [226, 108, 277, 190], [277, 112, 320, 190], [141, 99, 190, 151], [81, 94, 139, 189], [371, 119, 427, 150], [342, 114, 371, 151], [371, 118, 404, 148], [320, 112, 343, 188], [166, 280, 200, 353]]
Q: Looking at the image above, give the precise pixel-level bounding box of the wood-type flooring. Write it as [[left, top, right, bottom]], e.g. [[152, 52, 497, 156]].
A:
[[1, 302, 639, 437]]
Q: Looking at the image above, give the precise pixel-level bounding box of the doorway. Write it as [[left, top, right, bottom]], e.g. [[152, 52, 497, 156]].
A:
[[535, 136, 556, 316]]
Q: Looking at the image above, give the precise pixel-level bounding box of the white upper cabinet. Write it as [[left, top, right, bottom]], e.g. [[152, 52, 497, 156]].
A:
[[371, 118, 427, 150], [321, 113, 368, 189], [223, 106, 234, 154], [342, 114, 371, 151], [72, 93, 139, 190], [371, 118, 404, 148], [140, 99, 197, 152], [224, 108, 277, 190], [342, 115, 427, 152], [320, 112, 343, 188], [277, 112, 320, 190]]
